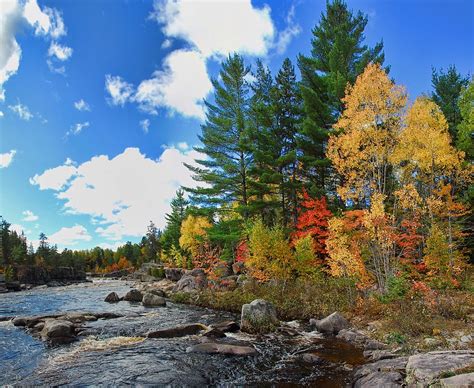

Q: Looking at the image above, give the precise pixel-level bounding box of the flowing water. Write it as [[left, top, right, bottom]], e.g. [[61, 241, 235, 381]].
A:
[[0, 280, 365, 386]]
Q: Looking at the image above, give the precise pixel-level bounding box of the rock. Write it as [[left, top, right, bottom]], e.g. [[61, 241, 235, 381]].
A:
[[232, 262, 245, 275], [210, 321, 240, 333], [354, 371, 404, 388], [310, 312, 349, 334], [94, 312, 123, 319], [186, 342, 257, 356], [123, 289, 143, 302], [147, 323, 208, 338], [5, 281, 21, 291], [337, 329, 386, 350], [406, 350, 474, 385], [240, 299, 279, 334], [174, 270, 207, 293], [165, 268, 185, 281], [363, 350, 397, 362], [424, 337, 443, 347], [148, 289, 166, 297], [142, 292, 166, 307], [300, 353, 323, 363], [353, 357, 408, 388], [104, 292, 120, 303], [12, 317, 28, 326], [440, 372, 474, 387], [40, 319, 76, 344], [202, 328, 226, 339]]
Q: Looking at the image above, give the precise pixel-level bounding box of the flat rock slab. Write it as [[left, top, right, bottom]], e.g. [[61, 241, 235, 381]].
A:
[[406, 350, 474, 385], [186, 342, 257, 356], [147, 323, 208, 338], [440, 372, 474, 387]]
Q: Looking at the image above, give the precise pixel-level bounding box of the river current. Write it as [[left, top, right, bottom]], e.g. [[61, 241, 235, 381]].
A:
[[0, 280, 364, 386]]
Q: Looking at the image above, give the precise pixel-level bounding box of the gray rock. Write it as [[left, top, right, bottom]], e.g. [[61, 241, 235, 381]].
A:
[[209, 321, 239, 333], [202, 328, 226, 339], [142, 292, 166, 307], [406, 350, 474, 385], [353, 357, 408, 387], [337, 329, 386, 350], [148, 289, 166, 297], [186, 342, 256, 356], [147, 323, 208, 338], [174, 271, 207, 292], [310, 312, 349, 334], [104, 292, 120, 303], [354, 371, 404, 388], [240, 299, 279, 334], [300, 353, 323, 363], [165, 268, 185, 281], [123, 289, 143, 302], [40, 319, 76, 344], [440, 372, 474, 387]]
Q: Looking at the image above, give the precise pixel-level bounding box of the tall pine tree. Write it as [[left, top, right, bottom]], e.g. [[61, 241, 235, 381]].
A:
[[161, 189, 189, 255]]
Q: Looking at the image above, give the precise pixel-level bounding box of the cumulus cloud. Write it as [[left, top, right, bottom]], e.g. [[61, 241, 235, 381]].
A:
[[22, 210, 39, 222], [0, 0, 70, 99], [48, 41, 72, 61], [31, 146, 202, 241], [8, 102, 33, 120], [0, 111, 3, 117], [0, 149, 17, 168], [134, 50, 211, 118], [48, 224, 92, 247], [274, 4, 301, 55], [105, 75, 135, 106], [67, 121, 89, 136], [74, 99, 90, 111], [107, 0, 299, 120], [140, 118, 150, 133]]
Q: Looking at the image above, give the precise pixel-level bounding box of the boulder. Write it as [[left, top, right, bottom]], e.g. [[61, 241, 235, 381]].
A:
[[354, 371, 404, 388], [40, 319, 76, 344], [148, 289, 166, 297], [440, 372, 474, 387], [186, 342, 257, 356], [142, 292, 166, 307], [310, 312, 349, 334], [123, 289, 143, 302], [240, 299, 279, 334], [165, 268, 185, 281], [174, 270, 207, 293], [202, 328, 226, 339], [406, 350, 474, 385], [337, 329, 386, 350], [353, 357, 408, 388], [104, 292, 120, 303], [147, 323, 208, 338]]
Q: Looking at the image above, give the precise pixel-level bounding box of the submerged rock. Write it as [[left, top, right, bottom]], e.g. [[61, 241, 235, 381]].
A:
[[186, 342, 257, 356], [240, 299, 279, 334], [104, 292, 120, 303], [310, 312, 350, 334], [142, 292, 166, 307], [147, 323, 208, 338], [123, 289, 143, 302]]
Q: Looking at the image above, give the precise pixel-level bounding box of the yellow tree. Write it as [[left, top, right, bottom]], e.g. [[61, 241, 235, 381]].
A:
[[179, 215, 212, 260], [327, 63, 407, 204], [391, 96, 463, 198]]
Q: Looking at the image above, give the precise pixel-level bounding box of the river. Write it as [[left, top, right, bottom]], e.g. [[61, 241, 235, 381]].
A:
[[0, 280, 365, 386]]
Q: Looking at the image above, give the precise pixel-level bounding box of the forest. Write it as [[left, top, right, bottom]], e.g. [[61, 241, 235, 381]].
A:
[[1, 0, 472, 318]]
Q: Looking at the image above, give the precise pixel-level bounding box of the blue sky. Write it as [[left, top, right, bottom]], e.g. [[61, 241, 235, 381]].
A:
[[0, 0, 472, 250]]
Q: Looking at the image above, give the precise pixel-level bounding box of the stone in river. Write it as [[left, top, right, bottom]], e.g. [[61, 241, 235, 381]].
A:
[[123, 289, 143, 302], [147, 323, 208, 338], [186, 342, 257, 356], [104, 292, 121, 303], [142, 292, 166, 307]]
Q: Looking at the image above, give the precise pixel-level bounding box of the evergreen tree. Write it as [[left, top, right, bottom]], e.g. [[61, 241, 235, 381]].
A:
[[161, 189, 189, 255], [298, 0, 385, 195], [143, 221, 161, 262], [0, 217, 12, 266], [185, 54, 253, 219], [431, 65, 469, 143]]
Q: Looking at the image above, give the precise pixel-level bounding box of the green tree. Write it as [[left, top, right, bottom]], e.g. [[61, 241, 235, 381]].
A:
[[298, 0, 385, 194], [161, 189, 189, 255], [457, 77, 474, 160], [431, 65, 469, 143], [186, 54, 253, 219]]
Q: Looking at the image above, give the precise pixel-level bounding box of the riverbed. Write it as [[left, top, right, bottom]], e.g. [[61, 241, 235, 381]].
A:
[[0, 280, 365, 386]]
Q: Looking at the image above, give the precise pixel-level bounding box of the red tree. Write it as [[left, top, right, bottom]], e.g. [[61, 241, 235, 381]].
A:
[[292, 190, 333, 257]]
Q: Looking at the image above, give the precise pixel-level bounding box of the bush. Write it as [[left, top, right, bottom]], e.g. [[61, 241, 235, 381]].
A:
[[149, 267, 165, 279], [378, 275, 409, 303]]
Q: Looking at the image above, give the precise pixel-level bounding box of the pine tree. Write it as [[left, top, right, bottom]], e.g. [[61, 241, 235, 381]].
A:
[[185, 54, 253, 219], [431, 65, 469, 143], [161, 189, 189, 255], [298, 0, 385, 195]]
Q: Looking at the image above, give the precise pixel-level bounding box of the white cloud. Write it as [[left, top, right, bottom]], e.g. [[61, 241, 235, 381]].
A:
[[46, 59, 65, 75], [29, 160, 77, 190], [161, 38, 172, 49], [177, 142, 188, 150], [23, 0, 66, 39], [48, 41, 72, 61], [0, 111, 4, 117], [31, 146, 202, 241], [0, 149, 16, 168], [8, 102, 33, 120], [22, 210, 39, 222], [150, 0, 274, 58], [134, 50, 212, 118], [74, 99, 90, 111], [105, 75, 135, 106], [49, 224, 92, 247], [10, 223, 31, 236], [274, 4, 301, 55], [1, 0, 69, 99], [140, 118, 150, 133], [67, 121, 89, 136]]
